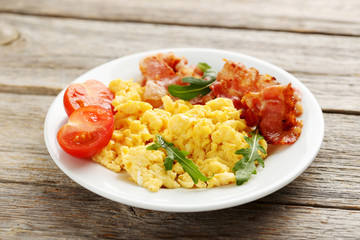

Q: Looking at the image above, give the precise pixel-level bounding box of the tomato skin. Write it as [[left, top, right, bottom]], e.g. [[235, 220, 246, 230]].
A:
[[63, 79, 114, 116], [57, 106, 114, 158]]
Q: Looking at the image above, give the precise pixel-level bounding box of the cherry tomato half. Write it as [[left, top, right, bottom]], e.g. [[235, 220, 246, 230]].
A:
[[57, 106, 114, 158], [63, 79, 114, 116]]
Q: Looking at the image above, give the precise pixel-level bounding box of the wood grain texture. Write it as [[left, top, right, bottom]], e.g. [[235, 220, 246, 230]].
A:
[[0, 0, 360, 36], [1, 0, 360, 238], [0, 14, 359, 113], [0, 92, 359, 210], [1, 182, 360, 239]]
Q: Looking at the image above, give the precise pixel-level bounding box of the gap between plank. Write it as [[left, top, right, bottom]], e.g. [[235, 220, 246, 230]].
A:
[[1, 178, 359, 212], [1, 11, 359, 38], [322, 109, 360, 116]]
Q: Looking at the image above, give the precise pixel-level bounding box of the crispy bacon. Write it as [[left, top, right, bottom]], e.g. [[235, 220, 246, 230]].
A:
[[139, 54, 303, 144], [241, 84, 303, 144], [211, 60, 279, 109], [139, 52, 204, 107], [211, 59, 303, 144], [140, 55, 182, 86]]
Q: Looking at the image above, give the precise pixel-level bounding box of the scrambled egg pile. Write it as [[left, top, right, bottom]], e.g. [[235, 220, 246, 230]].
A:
[[93, 79, 267, 192]]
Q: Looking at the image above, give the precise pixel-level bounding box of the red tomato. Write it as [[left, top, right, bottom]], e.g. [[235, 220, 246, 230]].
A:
[[63, 79, 114, 116], [57, 106, 114, 158]]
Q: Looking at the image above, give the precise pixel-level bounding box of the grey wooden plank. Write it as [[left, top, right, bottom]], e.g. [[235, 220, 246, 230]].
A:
[[0, 14, 359, 112], [1, 1, 359, 238], [1, 181, 359, 239], [0, 0, 360, 36]]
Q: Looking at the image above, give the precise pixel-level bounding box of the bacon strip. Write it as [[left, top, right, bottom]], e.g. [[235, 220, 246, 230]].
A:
[[211, 60, 279, 109], [139, 52, 204, 107], [211, 59, 303, 144], [140, 55, 181, 86], [241, 84, 303, 144], [139, 54, 303, 144]]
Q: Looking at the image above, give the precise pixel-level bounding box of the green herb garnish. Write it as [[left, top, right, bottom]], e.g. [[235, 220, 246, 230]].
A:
[[146, 135, 211, 184], [233, 129, 266, 185], [197, 62, 212, 72], [168, 62, 216, 101]]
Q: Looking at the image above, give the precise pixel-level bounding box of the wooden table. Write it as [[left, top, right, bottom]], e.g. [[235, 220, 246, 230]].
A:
[[1, 1, 359, 239]]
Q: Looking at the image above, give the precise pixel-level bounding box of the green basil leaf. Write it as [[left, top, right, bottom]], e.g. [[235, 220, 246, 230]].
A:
[[182, 77, 211, 86], [168, 80, 215, 101], [168, 62, 216, 101]]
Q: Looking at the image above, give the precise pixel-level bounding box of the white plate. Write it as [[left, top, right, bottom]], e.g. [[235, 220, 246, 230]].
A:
[[44, 48, 324, 212]]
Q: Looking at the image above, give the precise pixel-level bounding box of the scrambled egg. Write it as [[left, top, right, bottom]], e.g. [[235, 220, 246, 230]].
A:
[[92, 79, 267, 191]]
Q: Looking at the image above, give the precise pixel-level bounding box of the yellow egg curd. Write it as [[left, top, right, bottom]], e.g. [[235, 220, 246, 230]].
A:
[[92, 79, 267, 192]]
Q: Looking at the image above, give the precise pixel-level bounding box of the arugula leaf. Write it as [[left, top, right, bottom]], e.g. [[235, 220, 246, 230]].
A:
[[146, 142, 161, 150], [146, 135, 211, 184], [164, 156, 174, 170], [233, 129, 266, 185], [198, 62, 211, 72], [168, 62, 217, 101]]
